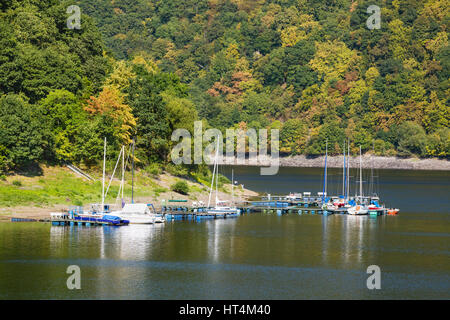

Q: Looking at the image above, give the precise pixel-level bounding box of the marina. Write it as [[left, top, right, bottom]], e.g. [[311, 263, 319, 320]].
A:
[[47, 139, 400, 224], [47, 191, 396, 226], [1, 166, 449, 299]]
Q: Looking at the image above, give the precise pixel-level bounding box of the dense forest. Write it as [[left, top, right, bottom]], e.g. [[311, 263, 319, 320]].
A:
[[0, 0, 448, 174]]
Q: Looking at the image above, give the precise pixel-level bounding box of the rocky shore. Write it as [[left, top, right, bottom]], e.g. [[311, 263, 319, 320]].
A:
[[221, 155, 450, 171]]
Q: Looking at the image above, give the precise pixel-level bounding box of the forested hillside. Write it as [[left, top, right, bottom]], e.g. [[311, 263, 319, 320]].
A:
[[78, 0, 449, 157], [0, 0, 198, 174], [0, 0, 448, 174]]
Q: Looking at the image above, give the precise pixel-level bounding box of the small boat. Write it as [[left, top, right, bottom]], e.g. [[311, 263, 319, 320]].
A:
[[153, 213, 165, 223], [333, 198, 346, 208], [207, 201, 239, 215], [347, 205, 369, 215], [387, 208, 400, 215]]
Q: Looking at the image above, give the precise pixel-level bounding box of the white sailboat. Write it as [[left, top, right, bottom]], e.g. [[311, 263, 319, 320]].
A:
[[76, 137, 111, 218], [321, 140, 336, 211], [110, 140, 157, 224], [347, 146, 369, 215], [112, 203, 156, 224], [207, 137, 238, 216]]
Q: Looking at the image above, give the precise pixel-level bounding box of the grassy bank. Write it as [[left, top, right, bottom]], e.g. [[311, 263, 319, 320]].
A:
[[0, 165, 257, 220]]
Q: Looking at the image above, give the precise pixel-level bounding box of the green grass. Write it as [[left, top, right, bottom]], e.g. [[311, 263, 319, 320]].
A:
[[0, 166, 167, 207]]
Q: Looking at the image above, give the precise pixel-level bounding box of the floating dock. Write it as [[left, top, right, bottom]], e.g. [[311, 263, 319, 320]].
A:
[[164, 207, 245, 221], [50, 213, 129, 226]]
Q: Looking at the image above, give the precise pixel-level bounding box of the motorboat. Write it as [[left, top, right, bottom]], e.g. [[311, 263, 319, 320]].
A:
[[387, 208, 400, 215]]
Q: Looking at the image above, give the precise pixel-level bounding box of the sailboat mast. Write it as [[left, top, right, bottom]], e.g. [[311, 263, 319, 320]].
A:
[[101, 137, 106, 213], [215, 140, 219, 206], [342, 141, 345, 197], [131, 138, 135, 204], [121, 145, 125, 205], [325, 140, 328, 196], [207, 156, 215, 208], [359, 145, 362, 199], [347, 139, 350, 201], [231, 168, 234, 208], [370, 141, 374, 197], [207, 137, 219, 208], [322, 140, 328, 203]]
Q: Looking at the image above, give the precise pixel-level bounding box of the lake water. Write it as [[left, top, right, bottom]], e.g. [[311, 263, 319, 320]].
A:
[[0, 167, 449, 299]]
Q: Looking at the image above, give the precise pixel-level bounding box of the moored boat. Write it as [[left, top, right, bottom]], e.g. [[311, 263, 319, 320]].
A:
[[387, 208, 400, 215], [206, 137, 239, 216], [347, 146, 369, 215], [111, 203, 155, 224], [347, 205, 369, 215]]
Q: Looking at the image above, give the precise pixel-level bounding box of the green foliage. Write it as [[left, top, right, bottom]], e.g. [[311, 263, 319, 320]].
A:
[[394, 122, 429, 157], [125, 66, 189, 162], [170, 180, 189, 195], [0, 0, 448, 173], [280, 119, 306, 155], [165, 163, 189, 177], [0, 1, 109, 103], [0, 94, 44, 170], [38, 90, 85, 161], [218, 174, 231, 185], [73, 0, 447, 159], [145, 163, 162, 177]]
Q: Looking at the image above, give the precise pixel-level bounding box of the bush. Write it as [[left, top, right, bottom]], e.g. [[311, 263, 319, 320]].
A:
[[165, 163, 189, 177], [145, 163, 162, 176], [395, 122, 428, 157], [218, 174, 230, 185], [12, 180, 22, 187], [170, 180, 189, 195], [154, 187, 168, 196]]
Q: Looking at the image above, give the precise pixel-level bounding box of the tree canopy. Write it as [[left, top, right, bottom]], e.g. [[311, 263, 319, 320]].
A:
[[0, 0, 448, 173]]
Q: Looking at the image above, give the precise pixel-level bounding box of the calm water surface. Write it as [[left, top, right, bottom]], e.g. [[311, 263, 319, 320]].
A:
[[0, 167, 449, 299]]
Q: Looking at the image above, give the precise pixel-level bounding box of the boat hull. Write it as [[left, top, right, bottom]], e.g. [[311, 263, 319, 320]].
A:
[[207, 208, 239, 215], [114, 214, 155, 224], [347, 205, 369, 215]]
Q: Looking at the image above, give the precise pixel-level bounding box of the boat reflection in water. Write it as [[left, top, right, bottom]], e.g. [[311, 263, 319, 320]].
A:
[[50, 224, 166, 272], [319, 214, 377, 268], [337, 214, 382, 269], [205, 218, 238, 264]]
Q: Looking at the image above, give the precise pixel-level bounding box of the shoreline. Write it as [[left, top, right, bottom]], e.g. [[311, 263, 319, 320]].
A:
[[0, 166, 258, 222], [221, 155, 450, 171], [0, 184, 258, 222]]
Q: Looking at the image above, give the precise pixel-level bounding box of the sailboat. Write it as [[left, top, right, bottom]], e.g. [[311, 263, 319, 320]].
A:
[[347, 146, 369, 215], [110, 139, 158, 224], [207, 137, 239, 216], [321, 140, 335, 212], [77, 137, 112, 217], [66, 138, 130, 225], [332, 140, 348, 209]]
